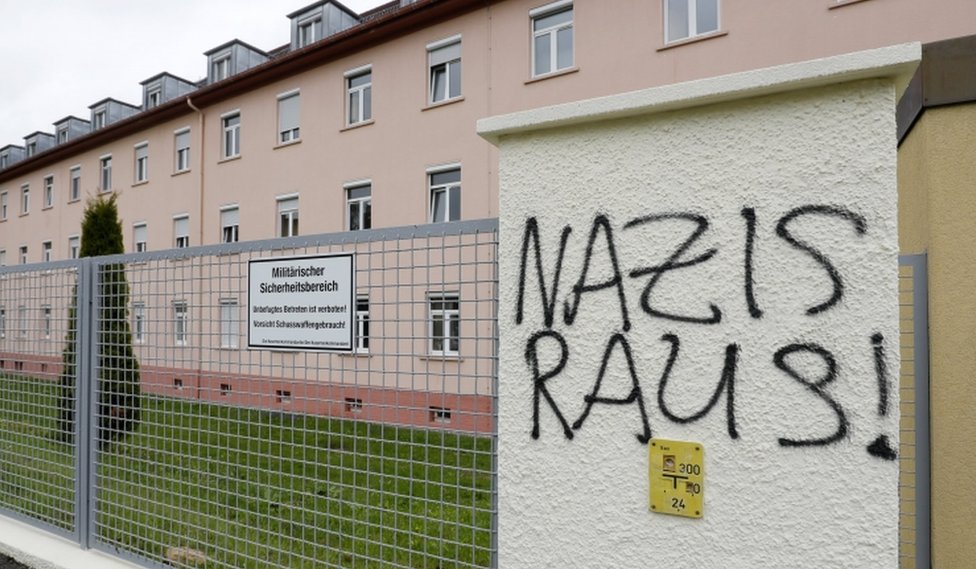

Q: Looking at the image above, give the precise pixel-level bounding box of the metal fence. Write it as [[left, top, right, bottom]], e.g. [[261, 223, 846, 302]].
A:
[[0, 219, 498, 569]]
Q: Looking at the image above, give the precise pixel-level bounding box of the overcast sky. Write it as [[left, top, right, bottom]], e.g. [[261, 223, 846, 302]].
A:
[[0, 0, 386, 148]]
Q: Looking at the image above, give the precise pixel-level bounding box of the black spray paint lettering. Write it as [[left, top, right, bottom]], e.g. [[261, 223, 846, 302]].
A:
[[562, 214, 631, 332], [867, 333, 898, 460], [525, 330, 574, 440], [516, 217, 572, 329], [740, 207, 763, 319], [773, 343, 848, 447]]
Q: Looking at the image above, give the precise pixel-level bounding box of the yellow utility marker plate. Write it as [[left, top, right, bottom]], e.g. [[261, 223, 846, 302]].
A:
[[649, 439, 704, 519]]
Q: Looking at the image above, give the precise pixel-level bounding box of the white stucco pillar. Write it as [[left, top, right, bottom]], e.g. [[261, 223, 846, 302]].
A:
[[479, 43, 919, 568]]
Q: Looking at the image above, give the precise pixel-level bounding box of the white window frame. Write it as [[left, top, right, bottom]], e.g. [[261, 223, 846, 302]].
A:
[[427, 36, 462, 104], [219, 298, 239, 349], [99, 154, 112, 192], [220, 205, 240, 244], [345, 65, 372, 125], [133, 223, 147, 253], [26, 142, 36, 157], [19, 246, 27, 265], [134, 143, 149, 183], [212, 54, 231, 82], [173, 215, 189, 249], [428, 293, 460, 356], [132, 301, 146, 344], [20, 184, 29, 214], [277, 195, 299, 238], [298, 15, 322, 47], [531, 0, 575, 77], [0, 191, 6, 220], [173, 301, 188, 346], [277, 91, 301, 144], [664, 0, 720, 44], [355, 295, 369, 353], [174, 128, 191, 172], [146, 87, 162, 109], [0, 250, 6, 266], [0, 307, 5, 338], [345, 181, 372, 231], [57, 127, 68, 144], [42, 241, 52, 263], [43, 175, 54, 208], [222, 112, 241, 159], [69, 166, 81, 201], [428, 165, 461, 223], [68, 235, 80, 259], [93, 108, 107, 130]]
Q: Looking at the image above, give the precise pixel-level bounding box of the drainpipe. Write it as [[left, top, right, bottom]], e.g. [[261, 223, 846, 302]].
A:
[[186, 97, 206, 402]]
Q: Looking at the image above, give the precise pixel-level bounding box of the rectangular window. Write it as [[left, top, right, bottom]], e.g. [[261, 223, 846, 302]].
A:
[[220, 299, 239, 349], [42, 241, 52, 262], [1, 191, 8, 220], [68, 236, 80, 259], [100, 155, 112, 192], [665, 0, 720, 44], [0, 308, 5, 338], [346, 68, 372, 125], [135, 143, 149, 183], [133, 223, 147, 253], [147, 88, 162, 109], [277, 196, 299, 237], [428, 38, 461, 104], [221, 206, 239, 243], [222, 113, 241, 158], [70, 167, 81, 201], [212, 56, 230, 82], [43, 176, 54, 208], [298, 16, 322, 47], [356, 295, 369, 353], [0, 155, 6, 168], [21, 185, 29, 214], [26, 142, 37, 157], [174, 216, 189, 249], [277, 93, 300, 143], [132, 302, 145, 343], [93, 109, 107, 129], [173, 301, 188, 346], [429, 167, 461, 223], [18, 246, 27, 265], [175, 129, 191, 172], [43, 306, 51, 339], [346, 183, 372, 231], [18, 306, 27, 337], [532, 1, 574, 76], [429, 294, 459, 355], [0, 250, 6, 266], [57, 128, 68, 144]]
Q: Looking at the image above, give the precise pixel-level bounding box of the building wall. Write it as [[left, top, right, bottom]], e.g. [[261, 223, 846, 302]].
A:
[[898, 105, 976, 569], [484, 46, 913, 568]]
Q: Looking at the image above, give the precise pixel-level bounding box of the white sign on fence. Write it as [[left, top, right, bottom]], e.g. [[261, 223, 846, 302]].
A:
[[248, 253, 355, 351]]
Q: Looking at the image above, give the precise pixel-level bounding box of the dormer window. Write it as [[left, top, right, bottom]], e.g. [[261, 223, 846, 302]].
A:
[[298, 16, 322, 47], [0, 155, 6, 169], [93, 109, 107, 129], [147, 88, 162, 109], [212, 55, 231, 82], [26, 142, 36, 157], [57, 128, 68, 144]]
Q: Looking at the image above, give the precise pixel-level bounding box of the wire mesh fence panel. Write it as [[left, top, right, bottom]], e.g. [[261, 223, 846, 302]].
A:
[[90, 222, 498, 569], [0, 263, 80, 536]]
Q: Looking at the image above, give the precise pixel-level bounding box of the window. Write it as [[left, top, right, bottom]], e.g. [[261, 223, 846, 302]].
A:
[[429, 167, 461, 223], [212, 56, 230, 82], [277, 196, 299, 237], [174, 216, 189, 249], [298, 16, 322, 47], [428, 38, 461, 104], [532, 1, 574, 76], [222, 113, 241, 158], [26, 142, 37, 157], [68, 236, 80, 259], [175, 129, 190, 172], [665, 0, 720, 44], [18, 306, 27, 337], [220, 299, 239, 349], [43, 306, 51, 339], [147, 88, 162, 109], [42, 241, 52, 262], [18, 246, 27, 265], [0, 308, 5, 338], [70, 167, 81, 201], [57, 128, 68, 144], [0, 250, 5, 266], [221, 206, 239, 243], [132, 302, 145, 343], [346, 67, 372, 125], [1, 191, 7, 220], [355, 295, 369, 353], [20, 185, 29, 215], [133, 224, 147, 253], [346, 183, 372, 231], [93, 109, 107, 129], [0, 154, 7, 169], [173, 301, 188, 346], [429, 294, 459, 355], [134, 144, 149, 183], [100, 155, 112, 192], [277, 92, 300, 144], [43, 176, 54, 208]]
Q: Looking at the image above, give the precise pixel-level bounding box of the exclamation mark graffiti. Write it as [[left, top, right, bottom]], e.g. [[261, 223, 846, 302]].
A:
[[866, 332, 898, 461]]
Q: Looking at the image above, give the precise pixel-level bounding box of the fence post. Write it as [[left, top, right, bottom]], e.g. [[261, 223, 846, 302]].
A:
[[74, 258, 96, 548]]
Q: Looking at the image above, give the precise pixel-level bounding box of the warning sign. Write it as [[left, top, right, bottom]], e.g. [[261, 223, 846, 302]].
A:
[[248, 253, 355, 352]]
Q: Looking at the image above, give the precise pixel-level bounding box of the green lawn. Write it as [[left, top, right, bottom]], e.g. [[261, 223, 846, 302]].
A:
[[0, 374, 494, 568]]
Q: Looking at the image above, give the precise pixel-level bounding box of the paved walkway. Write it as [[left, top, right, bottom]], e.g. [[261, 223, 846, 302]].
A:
[[0, 554, 30, 569]]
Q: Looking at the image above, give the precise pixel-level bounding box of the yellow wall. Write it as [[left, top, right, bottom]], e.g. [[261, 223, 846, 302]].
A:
[[898, 105, 976, 568]]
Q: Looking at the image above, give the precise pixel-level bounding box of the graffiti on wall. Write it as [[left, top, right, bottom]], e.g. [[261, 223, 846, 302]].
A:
[[516, 207, 897, 461]]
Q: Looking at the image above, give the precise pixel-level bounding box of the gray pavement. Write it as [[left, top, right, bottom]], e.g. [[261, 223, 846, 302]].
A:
[[0, 554, 30, 569]]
